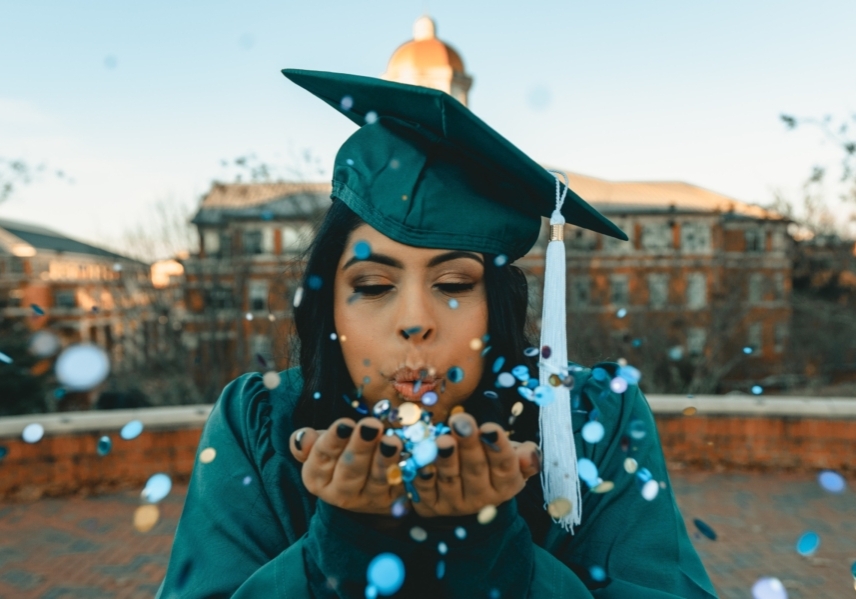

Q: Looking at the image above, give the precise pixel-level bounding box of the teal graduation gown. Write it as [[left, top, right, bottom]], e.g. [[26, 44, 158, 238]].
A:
[[157, 366, 717, 598]]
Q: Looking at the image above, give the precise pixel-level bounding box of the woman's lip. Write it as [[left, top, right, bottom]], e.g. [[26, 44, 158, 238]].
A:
[[392, 380, 437, 401]]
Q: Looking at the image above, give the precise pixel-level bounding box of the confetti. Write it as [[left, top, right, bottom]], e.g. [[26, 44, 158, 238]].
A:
[[22, 423, 45, 443], [262, 371, 281, 389], [97, 436, 112, 456], [751, 385, 763, 395], [448, 299, 459, 309], [477, 504, 498, 524], [609, 377, 628, 393], [494, 255, 508, 267], [817, 470, 846, 493], [668, 346, 684, 361], [589, 565, 606, 582], [743, 346, 753, 355], [577, 458, 598, 486], [454, 526, 467, 540], [386, 464, 403, 485], [593, 481, 614, 494], [411, 439, 438, 467], [511, 365, 530, 381], [391, 496, 408, 518], [591, 367, 609, 382], [365, 111, 379, 124], [682, 406, 698, 416], [617, 365, 641, 384], [616, 308, 627, 318], [29, 331, 60, 357], [354, 240, 372, 260], [582, 421, 605, 444], [492, 356, 505, 373], [548, 373, 562, 387], [436, 560, 445, 579], [142, 473, 172, 503], [628, 419, 646, 440], [541, 345, 552, 359], [421, 391, 438, 406], [641, 479, 659, 501], [517, 386, 534, 401], [437, 541, 448, 555], [366, 552, 405, 596], [245, 312, 253, 320], [547, 497, 572, 518], [409, 526, 427, 542], [30, 303, 45, 316], [133, 505, 160, 533], [693, 519, 717, 540], [483, 390, 498, 399], [511, 402, 523, 416], [0, 351, 11, 364], [447, 366, 464, 383], [533, 385, 555, 407], [795, 531, 819, 556], [121, 420, 144, 440], [468, 338, 482, 351], [751, 577, 787, 599], [340, 95, 354, 110], [397, 402, 421, 426], [307, 275, 323, 290], [55, 344, 110, 391], [523, 347, 539, 357], [199, 448, 217, 464], [293, 287, 304, 308], [497, 372, 515, 388]]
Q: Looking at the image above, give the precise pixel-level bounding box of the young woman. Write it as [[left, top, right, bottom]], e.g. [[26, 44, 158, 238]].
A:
[[158, 70, 718, 598]]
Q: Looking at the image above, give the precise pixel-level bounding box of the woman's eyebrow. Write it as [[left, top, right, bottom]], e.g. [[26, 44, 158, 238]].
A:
[[342, 252, 404, 270], [426, 251, 484, 268]]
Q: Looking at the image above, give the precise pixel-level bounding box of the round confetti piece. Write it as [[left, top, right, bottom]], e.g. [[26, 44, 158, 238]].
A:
[[469, 338, 482, 351], [386, 464, 403, 485], [262, 371, 281, 389], [511, 401, 523, 416], [592, 480, 614, 494], [547, 497, 572, 518], [682, 406, 698, 416], [817, 470, 846, 493], [398, 402, 421, 426], [617, 365, 641, 384], [365, 111, 378, 125], [751, 385, 763, 395], [29, 331, 60, 357], [511, 365, 529, 381], [590, 565, 606, 582], [533, 385, 555, 407], [641, 479, 659, 501], [795, 531, 819, 556], [523, 347, 539, 357], [447, 366, 464, 383], [437, 542, 448, 555], [517, 386, 534, 401], [483, 390, 498, 399], [489, 589, 500, 599], [454, 526, 467, 540], [628, 419, 646, 440], [199, 448, 217, 464], [477, 504, 498, 524], [245, 312, 253, 321], [494, 255, 508, 267], [142, 473, 172, 503], [372, 399, 391, 418], [448, 299, 459, 309], [97, 436, 112, 456], [492, 356, 505, 373], [743, 346, 753, 355], [693, 519, 717, 540], [616, 308, 627, 318], [0, 351, 12, 364], [578, 458, 598, 486], [22, 423, 44, 444], [340, 95, 354, 110], [55, 344, 110, 391], [609, 377, 628, 394], [582, 421, 605, 444], [421, 391, 438, 406], [133, 505, 160, 533], [668, 346, 684, 361], [409, 526, 427, 542], [547, 374, 561, 387], [391, 497, 408, 518], [121, 420, 144, 440], [411, 440, 438, 467], [624, 458, 639, 474], [751, 577, 787, 599], [307, 275, 323, 290], [293, 287, 304, 308], [242, 476, 252, 485], [497, 372, 515, 388], [366, 553, 405, 595], [541, 345, 552, 359], [354, 240, 371, 260], [365, 585, 377, 599]]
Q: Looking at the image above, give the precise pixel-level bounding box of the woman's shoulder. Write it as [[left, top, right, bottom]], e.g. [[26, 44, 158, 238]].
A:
[[568, 361, 654, 432]]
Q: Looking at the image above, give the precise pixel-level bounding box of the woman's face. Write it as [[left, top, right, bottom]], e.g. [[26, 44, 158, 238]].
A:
[[334, 224, 488, 422]]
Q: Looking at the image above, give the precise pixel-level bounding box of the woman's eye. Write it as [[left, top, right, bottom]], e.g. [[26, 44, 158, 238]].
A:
[[436, 282, 475, 294], [352, 284, 394, 297]]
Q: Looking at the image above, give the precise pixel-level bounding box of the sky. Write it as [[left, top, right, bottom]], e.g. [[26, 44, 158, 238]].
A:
[[1, 0, 855, 257]]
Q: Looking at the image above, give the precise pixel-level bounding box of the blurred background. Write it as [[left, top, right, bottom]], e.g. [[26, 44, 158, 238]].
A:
[[0, 1, 854, 598]]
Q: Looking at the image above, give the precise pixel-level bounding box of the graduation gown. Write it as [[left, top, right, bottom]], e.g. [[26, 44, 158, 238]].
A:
[[157, 366, 718, 598]]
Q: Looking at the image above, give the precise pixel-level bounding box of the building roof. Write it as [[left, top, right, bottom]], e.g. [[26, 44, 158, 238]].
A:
[[557, 171, 783, 220], [192, 182, 332, 225], [382, 16, 466, 77], [0, 218, 139, 262]]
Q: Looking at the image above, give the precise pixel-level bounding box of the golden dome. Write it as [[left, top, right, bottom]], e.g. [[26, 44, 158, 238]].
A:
[[383, 16, 466, 77]]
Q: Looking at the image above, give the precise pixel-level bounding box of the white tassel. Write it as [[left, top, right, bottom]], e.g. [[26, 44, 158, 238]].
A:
[[538, 172, 582, 532]]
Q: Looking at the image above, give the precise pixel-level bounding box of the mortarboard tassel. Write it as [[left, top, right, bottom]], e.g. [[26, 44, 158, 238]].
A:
[[538, 172, 582, 532]]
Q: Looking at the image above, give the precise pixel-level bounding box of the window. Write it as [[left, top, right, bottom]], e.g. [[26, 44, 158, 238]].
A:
[[282, 224, 314, 254], [261, 228, 274, 254], [647, 274, 669, 309], [202, 230, 220, 255], [747, 322, 763, 353], [771, 230, 786, 252], [680, 222, 711, 253], [248, 280, 269, 312], [243, 230, 263, 255], [610, 275, 629, 306], [686, 273, 707, 309], [641, 222, 673, 251], [570, 276, 591, 307], [10, 257, 24, 273], [250, 334, 273, 364], [54, 289, 76, 308], [219, 232, 232, 257], [774, 322, 788, 353], [745, 228, 765, 252], [567, 228, 597, 251], [748, 273, 764, 303], [687, 328, 707, 356], [206, 286, 233, 309], [773, 272, 785, 300]]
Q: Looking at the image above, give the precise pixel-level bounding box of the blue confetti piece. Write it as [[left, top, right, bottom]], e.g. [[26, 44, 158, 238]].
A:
[[354, 240, 371, 260], [492, 356, 505, 373], [366, 553, 405, 596], [693, 519, 717, 540], [796, 531, 819, 556], [447, 366, 464, 383]]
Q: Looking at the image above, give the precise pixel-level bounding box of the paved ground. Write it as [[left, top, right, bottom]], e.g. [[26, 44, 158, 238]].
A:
[[0, 472, 853, 598]]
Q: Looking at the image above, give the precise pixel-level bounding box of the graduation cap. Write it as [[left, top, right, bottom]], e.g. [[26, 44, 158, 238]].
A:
[[283, 68, 627, 532]]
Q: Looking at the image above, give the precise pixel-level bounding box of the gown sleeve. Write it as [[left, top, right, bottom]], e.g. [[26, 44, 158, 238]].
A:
[[537, 367, 718, 598]]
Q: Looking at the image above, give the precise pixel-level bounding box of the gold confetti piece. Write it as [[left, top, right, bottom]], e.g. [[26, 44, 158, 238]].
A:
[[547, 497, 572, 519], [450, 406, 465, 416], [133, 505, 160, 533], [623, 458, 638, 474], [477, 504, 498, 524], [469, 338, 483, 351], [511, 402, 523, 416], [592, 481, 615, 494], [339, 335, 347, 342], [398, 402, 421, 426], [548, 374, 562, 387], [199, 448, 216, 464], [386, 464, 403, 485], [682, 406, 698, 416], [409, 526, 427, 542], [262, 371, 281, 389]]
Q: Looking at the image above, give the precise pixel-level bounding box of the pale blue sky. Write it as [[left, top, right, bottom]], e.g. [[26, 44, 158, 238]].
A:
[[2, 0, 854, 256]]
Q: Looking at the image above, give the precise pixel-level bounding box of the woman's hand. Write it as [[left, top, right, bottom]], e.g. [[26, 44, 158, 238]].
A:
[[410, 413, 540, 518], [289, 417, 405, 515]]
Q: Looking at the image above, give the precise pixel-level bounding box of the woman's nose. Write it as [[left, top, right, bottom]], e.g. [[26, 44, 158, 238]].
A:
[[399, 325, 433, 342]]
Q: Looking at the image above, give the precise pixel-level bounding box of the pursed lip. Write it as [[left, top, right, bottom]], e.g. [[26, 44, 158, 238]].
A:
[[389, 367, 441, 402]]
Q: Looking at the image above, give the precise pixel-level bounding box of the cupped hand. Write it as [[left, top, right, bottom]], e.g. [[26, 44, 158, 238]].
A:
[[410, 413, 541, 518], [289, 417, 404, 514]]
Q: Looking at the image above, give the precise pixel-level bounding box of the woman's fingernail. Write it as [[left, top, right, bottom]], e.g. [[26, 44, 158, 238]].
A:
[[418, 468, 435, 480], [336, 423, 354, 439], [360, 424, 380, 441], [380, 442, 397, 458], [294, 429, 306, 451], [452, 418, 473, 438], [531, 449, 542, 472], [480, 432, 501, 453], [437, 445, 455, 459]]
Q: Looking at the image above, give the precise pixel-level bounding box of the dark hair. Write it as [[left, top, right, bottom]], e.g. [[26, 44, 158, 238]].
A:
[[292, 199, 539, 440]]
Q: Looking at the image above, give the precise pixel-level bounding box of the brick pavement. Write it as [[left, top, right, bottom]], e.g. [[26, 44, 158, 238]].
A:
[[0, 472, 853, 598]]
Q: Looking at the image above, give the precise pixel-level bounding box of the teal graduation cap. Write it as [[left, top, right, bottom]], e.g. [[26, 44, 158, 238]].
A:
[[281, 68, 626, 262], [282, 68, 625, 533]]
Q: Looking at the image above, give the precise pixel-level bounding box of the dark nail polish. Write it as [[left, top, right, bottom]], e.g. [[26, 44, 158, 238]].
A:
[[480, 433, 501, 453], [418, 468, 435, 480], [452, 419, 473, 438], [294, 429, 305, 451], [438, 445, 455, 459], [380, 442, 397, 458], [336, 423, 354, 439], [360, 424, 379, 441]]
